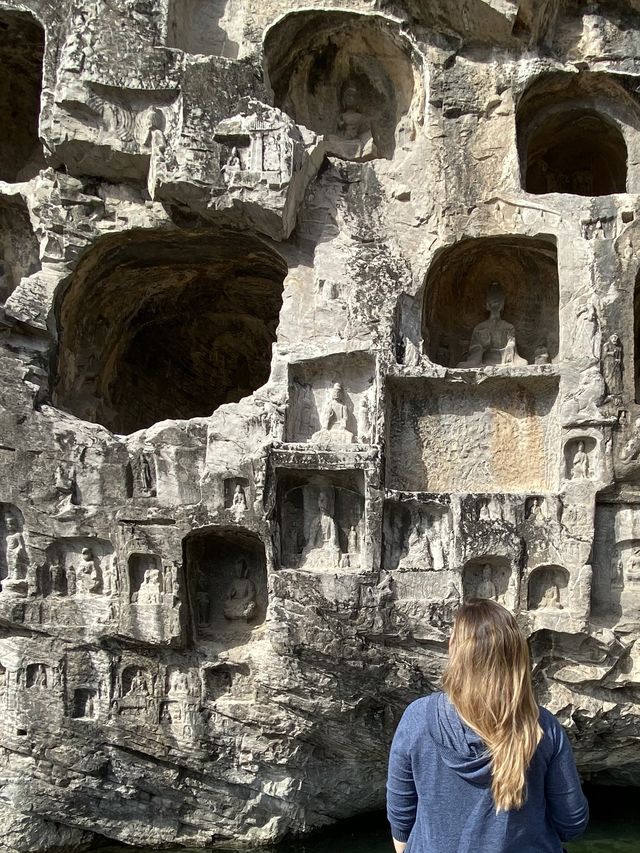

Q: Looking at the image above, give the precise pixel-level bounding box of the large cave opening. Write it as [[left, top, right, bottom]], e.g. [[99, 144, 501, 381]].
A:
[[517, 72, 633, 196], [0, 10, 45, 182], [53, 229, 287, 434]]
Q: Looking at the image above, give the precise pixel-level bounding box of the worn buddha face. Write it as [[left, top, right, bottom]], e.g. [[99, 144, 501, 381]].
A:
[[482, 565, 492, 581], [318, 492, 329, 512], [331, 383, 343, 401], [486, 283, 505, 315]]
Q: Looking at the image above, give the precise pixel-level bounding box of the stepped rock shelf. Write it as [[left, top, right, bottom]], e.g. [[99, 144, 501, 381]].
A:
[[1, 0, 640, 849]]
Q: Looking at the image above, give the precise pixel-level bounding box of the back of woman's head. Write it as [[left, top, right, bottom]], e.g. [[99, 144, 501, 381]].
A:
[[443, 598, 542, 812]]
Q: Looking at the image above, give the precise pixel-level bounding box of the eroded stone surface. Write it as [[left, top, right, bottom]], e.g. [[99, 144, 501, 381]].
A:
[[1, 0, 640, 850]]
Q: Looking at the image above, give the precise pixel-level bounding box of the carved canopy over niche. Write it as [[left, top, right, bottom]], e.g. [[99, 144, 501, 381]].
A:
[[53, 228, 287, 434], [517, 72, 636, 196], [264, 11, 417, 161], [423, 235, 559, 369]]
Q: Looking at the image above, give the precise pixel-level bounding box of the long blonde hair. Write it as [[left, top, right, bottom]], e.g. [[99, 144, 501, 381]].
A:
[[443, 599, 543, 812]]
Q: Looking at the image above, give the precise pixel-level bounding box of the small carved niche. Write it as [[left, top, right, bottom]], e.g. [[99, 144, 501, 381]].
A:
[[44, 538, 114, 598], [165, 0, 242, 59], [423, 236, 559, 369], [165, 666, 199, 698], [564, 437, 596, 481], [383, 499, 451, 572], [224, 477, 250, 511], [121, 665, 152, 698], [204, 663, 249, 702], [185, 528, 268, 641], [0, 504, 28, 589], [264, 10, 417, 161], [127, 450, 157, 498], [462, 557, 513, 605], [525, 496, 548, 523], [71, 688, 97, 719], [129, 553, 163, 604], [278, 470, 365, 570], [26, 663, 50, 689], [592, 502, 640, 619], [527, 565, 569, 610], [287, 353, 376, 444]]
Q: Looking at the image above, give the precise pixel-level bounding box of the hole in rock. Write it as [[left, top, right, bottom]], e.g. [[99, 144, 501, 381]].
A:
[[0, 195, 39, 306], [517, 72, 633, 196], [264, 10, 416, 161], [184, 527, 268, 644], [423, 236, 559, 369], [0, 10, 44, 181], [53, 229, 287, 434]]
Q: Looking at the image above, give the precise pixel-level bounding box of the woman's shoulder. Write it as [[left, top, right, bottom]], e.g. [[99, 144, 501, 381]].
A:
[[538, 705, 570, 754]]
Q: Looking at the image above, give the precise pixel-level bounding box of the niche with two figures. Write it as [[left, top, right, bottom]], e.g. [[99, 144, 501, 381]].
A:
[[278, 470, 365, 571], [423, 236, 559, 370], [185, 528, 267, 643]]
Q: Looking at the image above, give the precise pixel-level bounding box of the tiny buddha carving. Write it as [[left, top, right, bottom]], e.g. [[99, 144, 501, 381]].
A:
[[300, 491, 341, 569], [311, 383, 354, 444], [232, 484, 247, 512], [5, 517, 28, 581], [223, 559, 258, 622], [76, 547, 100, 595], [337, 85, 372, 143], [399, 509, 432, 570], [571, 441, 589, 479], [602, 333, 623, 402], [540, 583, 562, 609], [458, 282, 527, 368], [137, 568, 162, 605], [476, 565, 497, 601]]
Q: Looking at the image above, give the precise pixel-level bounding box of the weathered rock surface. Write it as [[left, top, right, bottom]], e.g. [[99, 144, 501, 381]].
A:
[[1, 0, 640, 849]]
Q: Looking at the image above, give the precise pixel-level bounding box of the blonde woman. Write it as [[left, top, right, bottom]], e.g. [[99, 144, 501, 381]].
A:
[[387, 599, 588, 852]]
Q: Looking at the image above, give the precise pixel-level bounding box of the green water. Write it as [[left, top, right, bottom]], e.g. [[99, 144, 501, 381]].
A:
[[100, 787, 640, 852]]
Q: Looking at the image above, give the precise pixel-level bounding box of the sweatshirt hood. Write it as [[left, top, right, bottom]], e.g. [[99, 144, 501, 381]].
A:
[[428, 693, 492, 787]]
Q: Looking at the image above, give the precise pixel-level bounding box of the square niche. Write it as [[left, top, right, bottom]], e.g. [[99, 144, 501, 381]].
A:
[[185, 528, 268, 644], [287, 353, 376, 445], [278, 470, 365, 570], [383, 498, 452, 572]]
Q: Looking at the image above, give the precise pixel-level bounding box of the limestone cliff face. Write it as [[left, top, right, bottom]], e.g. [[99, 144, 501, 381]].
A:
[[0, 0, 639, 849]]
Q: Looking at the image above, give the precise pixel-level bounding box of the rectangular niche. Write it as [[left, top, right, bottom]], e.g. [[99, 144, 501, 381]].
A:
[[592, 501, 640, 620], [277, 469, 366, 570], [386, 377, 559, 493], [287, 353, 376, 445], [185, 528, 268, 644], [383, 498, 452, 572]]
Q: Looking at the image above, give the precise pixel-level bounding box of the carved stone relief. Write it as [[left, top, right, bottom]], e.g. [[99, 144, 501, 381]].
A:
[[527, 565, 569, 610], [462, 557, 517, 608]]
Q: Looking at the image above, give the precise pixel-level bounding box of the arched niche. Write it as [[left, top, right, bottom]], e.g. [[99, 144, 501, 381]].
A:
[[264, 11, 417, 161], [517, 72, 635, 196], [462, 556, 513, 605], [527, 565, 569, 610], [53, 228, 287, 434], [423, 236, 559, 369], [184, 527, 268, 642], [0, 10, 44, 182]]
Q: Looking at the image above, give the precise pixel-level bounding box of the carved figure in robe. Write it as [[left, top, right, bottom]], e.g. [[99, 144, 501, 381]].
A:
[[398, 510, 432, 570], [300, 491, 341, 569], [572, 301, 601, 367], [534, 344, 550, 365], [54, 464, 77, 514], [529, 497, 546, 525], [337, 85, 372, 142], [33, 664, 47, 687], [222, 146, 242, 172], [540, 583, 561, 609], [620, 416, 640, 462], [77, 548, 100, 595], [602, 334, 623, 400], [311, 382, 354, 444], [348, 526, 358, 554], [628, 550, 640, 583], [457, 282, 526, 368], [232, 484, 247, 512], [571, 441, 589, 479], [611, 555, 624, 589], [476, 565, 497, 601], [5, 518, 28, 580], [223, 559, 258, 622], [138, 568, 162, 605], [50, 562, 65, 596], [138, 452, 156, 494], [129, 670, 148, 695]]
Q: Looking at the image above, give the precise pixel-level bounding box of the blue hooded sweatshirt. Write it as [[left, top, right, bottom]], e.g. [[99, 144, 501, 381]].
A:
[[387, 692, 589, 852]]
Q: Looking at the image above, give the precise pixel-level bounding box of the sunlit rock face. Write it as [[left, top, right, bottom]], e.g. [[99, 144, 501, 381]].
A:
[[1, 0, 640, 849]]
